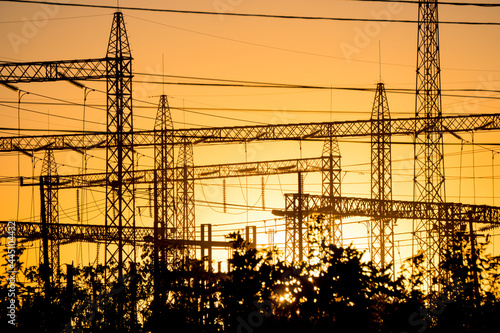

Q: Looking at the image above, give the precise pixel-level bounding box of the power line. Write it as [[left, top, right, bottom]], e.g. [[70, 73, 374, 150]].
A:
[[0, 13, 109, 24], [0, 103, 105, 127], [351, 0, 500, 7], [127, 15, 500, 73], [1, 0, 500, 25], [0, 127, 107, 134]]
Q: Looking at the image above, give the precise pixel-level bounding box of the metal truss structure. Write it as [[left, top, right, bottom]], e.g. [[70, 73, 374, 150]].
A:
[[105, 12, 135, 282], [322, 138, 343, 247], [277, 191, 500, 266], [40, 149, 59, 282], [413, 0, 448, 290], [284, 138, 343, 263], [175, 141, 195, 261], [370, 83, 395, 277], [0, 12, 135, 283], [19, 157, 324, 188], [0, 221, 232, 249], [154, 95, 175, 267], [1, 0, 499, 294], [0, 59, 107, 83], [1, 113, 499, 152], [284, 173, 307, 263], [279, 194, 500, 226]]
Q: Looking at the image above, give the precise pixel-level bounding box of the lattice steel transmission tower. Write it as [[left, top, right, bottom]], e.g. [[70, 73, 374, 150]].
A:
[[413, 0, 447, 290], [153, 95, 175, 266], [176, 140, 195, 263], [370, 82, 395, 278], [285, 173, 307, 263], [322, 138, 342, 246], [105, 11, 135, 282], [40, 149, 60, 282], [285, 138, 342, 263]]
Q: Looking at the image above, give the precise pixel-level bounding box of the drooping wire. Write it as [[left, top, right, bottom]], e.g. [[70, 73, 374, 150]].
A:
[[459, 140, 464, 202], [148, 184, 152, 218], [223, 179, 227, 213], [2, 0, 500, 25], [76, 188, 80, 222], [245, 142, 248, 225], [261, 176, 265, 211], [94, 243, 100, 266], [493, 152, 498, 256], [472, 131, 476, 205]]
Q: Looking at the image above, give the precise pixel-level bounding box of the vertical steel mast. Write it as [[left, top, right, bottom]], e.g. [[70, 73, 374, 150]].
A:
[[370, 82, 395, 278], [105, 11, 135, 282], [176, 140, 195, 264], [413, 0, 447, 290], [154, 95, 176, 266], [41, 149, 60, 283], [322, 138, 342, 247]]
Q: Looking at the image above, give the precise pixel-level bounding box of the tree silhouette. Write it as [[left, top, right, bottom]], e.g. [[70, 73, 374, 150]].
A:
[[2, 216, 499, 332]]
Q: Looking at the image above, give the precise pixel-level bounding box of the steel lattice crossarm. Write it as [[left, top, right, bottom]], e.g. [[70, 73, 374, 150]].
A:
[[0, 221, 233, 248], [164, 113, 500, 143], [276, 194, 500, 225], [1, 113, 499, 152], [0, 58, 108, 83], [19, 157, 327, 189], [0, 221, 148, 244]]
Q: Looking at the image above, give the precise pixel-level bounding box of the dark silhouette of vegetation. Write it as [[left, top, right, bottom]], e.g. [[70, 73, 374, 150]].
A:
[[1, 215, 499, 332]]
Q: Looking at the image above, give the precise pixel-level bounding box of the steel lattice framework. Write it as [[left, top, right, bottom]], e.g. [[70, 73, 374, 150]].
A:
[[0, 4, 499, 291], [0, 58, 107, 83], [322, 138, 343, 247], [154, 95, 175, 267], [285, 173, 305, 263], [40, 149, 59, 283], [0, 12, 136, 283], [176, 141, 195, 261], [279, 194, 500, 225], [1, 113, 499, 152], [0, 221, 232, 248], [18, 157, 324, 189], [5, 192, 499, 245], [284, 139, 342, 263], [413, 0, 447, 290], [105, 12, 135, 282], [370, 83, 395, 277]]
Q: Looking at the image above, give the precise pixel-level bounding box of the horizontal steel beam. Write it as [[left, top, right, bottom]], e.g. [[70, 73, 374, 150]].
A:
[[0, 58, 109, 83], [19, 157, 327, 188], [0, 221, 232, 248], [277, 194, 500, 225], [1, 113, 498, 152]]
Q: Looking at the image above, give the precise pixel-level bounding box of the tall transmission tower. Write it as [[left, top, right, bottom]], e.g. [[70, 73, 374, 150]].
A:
[[105, 11, 135, 282], [370, 82, 395, 278], [176, 140, 195, 262], [322, 138, 343, 246], [154, 95, 175, 266], [40, 149, 60, 283], [283, 137, 343, 264], [413, 0, 447, 290], [1, 7, 500, 294]]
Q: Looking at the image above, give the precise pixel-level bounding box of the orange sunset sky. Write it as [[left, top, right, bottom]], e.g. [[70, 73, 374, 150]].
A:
[[0, 0, 499, 275]]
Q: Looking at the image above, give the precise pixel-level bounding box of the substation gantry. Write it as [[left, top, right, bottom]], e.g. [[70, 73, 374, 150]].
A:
[[1, 0, 500, 292]]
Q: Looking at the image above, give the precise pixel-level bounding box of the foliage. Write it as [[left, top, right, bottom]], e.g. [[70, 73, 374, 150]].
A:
[[1, 216, 499, 332]]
